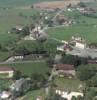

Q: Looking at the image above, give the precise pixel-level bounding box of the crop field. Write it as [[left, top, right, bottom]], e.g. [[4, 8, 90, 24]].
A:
[[0, 0, 57, 7], [33, 0, 80, 9]]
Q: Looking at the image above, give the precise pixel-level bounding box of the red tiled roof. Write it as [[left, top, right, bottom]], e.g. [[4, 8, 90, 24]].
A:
[[54, 64, 75, 71], [0, 67, 14, 71], [88, 60, 97, 64]]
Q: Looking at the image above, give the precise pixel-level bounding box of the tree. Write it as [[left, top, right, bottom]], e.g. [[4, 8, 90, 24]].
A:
[[15, 46, 31, 55], [13, 70, 22, 80], [77, 65, 96, 81], [72, 96, 77, 100], [31, 73, 46, 89], [91, 74, 97, 87], [61, 55, 80, 66], [22, 26, 30, 36], [84, 89, 97, 100], [48, 20, 54, 27], [43, 40, 60, 57], [29, 24, 35, 30], [78, 2, 86, 8], [46, 57, 54, 68], [76, 95, 84, 100]]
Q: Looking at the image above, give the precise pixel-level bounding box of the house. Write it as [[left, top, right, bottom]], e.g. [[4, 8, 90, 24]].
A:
[[57, 44, 72, 52], [54, 64, 75, 77], [15, 25, 23, 31], [75, 42, 86, 49], [71, 36, 83, 41], [36, 96, 43, 100], [10, 78, 31, 96], [0, 91, 12, 100], [80, 8, 96, 14], [88, 43, 97, 49], [87, 60, 97, 64], [57, 45, 65, 52], [56, 90, 83, 100], [0, 67, 14, 78]]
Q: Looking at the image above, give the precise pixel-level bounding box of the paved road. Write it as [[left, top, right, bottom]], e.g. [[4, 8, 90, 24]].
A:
[[52, 7, 66, 21]]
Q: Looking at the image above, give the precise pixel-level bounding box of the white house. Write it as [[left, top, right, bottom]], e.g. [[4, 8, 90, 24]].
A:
[[0, 67, 14, 78], [56, 90, 83, 100], [0, 91, 12, 99], [57, 45, 64, 52], [75, 42, 86, 49]]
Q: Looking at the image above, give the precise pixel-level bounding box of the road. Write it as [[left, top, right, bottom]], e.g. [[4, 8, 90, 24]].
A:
[[0, 60, 45, 64], [43, 5, 66, 30]]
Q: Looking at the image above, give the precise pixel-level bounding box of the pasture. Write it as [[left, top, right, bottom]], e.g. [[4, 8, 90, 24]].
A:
[[0, 61, 50, 92], [0, 61, 50, 76], [0, 4, 40, 60], [54, 77, 84, 91], [47, 25, 97, 43]]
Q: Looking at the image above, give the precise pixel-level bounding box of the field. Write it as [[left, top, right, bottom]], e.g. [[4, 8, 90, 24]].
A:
[[47, 25, 97, 43], [54, 77, 84, 91], [47, 7, 97, 43], [34, 0, 80, 9], [0, 61, 50, 76], [22, 89, 45, 100], [0, 8, 39, 45], [0, 1, 41, 60], [0, 61, 50, 98]]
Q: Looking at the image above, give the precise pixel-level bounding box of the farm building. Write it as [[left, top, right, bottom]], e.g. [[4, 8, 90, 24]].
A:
[[15, 25, 23, 31], [0, 67, 14, 78], [54, 64, 75, 77], [55, 89, 83, 100], [75, 42, 86, 49]]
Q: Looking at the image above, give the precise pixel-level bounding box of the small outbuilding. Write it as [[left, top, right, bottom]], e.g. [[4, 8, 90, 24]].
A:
[[0, 67, 14, 78]]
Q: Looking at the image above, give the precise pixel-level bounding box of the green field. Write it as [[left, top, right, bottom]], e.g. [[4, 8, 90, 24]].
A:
[[54, 77, 83, 91], [64, 10, 97, 25], [47, 25, 97, 43], [0, 61, 50, 76], [0, 1, 40, 60], [23, 89, 45, 100], [0, 0, 56, 7]]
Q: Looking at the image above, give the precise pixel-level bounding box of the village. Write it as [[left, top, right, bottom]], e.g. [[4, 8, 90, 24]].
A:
[[0, 0, 97, 100]]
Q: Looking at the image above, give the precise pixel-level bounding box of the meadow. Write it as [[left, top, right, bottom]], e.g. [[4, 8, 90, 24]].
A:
[[47, 8, 97, 43], [0, 2, 40, 60], [54, 77, 83, 91], [0, 61, 50, 76], [47, 25, 97, 43]]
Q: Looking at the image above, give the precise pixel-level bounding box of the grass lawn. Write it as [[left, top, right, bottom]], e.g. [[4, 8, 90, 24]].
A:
[[64, 10, 97, 25], [0, 0, 56, 7], [0, 7, 39, 60], [0, 79, 12, 90], [0, 61, 50, 76], [47, 25, 97, 43], [23, 89, 45, 100], [0, 51, 13, 61], [54, 77, 83, 91]]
